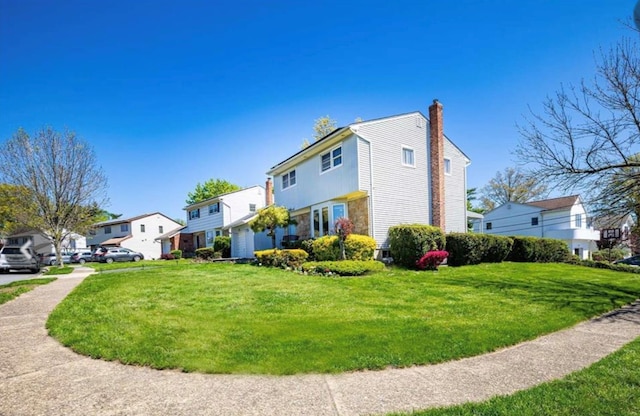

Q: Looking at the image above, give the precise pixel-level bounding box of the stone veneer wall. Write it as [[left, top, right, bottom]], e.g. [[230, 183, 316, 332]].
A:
[[348, 197, 369, 236]]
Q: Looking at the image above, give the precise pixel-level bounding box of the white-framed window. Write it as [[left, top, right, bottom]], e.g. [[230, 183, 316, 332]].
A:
[[249, 203, 257, 212], [320, 146, 342, 172], [140, 224, 146, 233], [105, 226, 112, 234], [282, 169, 296, 189], [120, 224, 129, 232], [159, 225, 163, 234], [575, 214, 583, 228], [206, 230, 214, 245], [209, 203, 220, 214], [189, 209, 200, 220], [402, 146, 415, 167], [444, 158, 452, 175]]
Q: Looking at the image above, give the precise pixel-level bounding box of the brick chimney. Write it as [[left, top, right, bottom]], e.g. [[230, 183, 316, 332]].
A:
[[265, 178, 274, 206], [429, 99, 445, 231]]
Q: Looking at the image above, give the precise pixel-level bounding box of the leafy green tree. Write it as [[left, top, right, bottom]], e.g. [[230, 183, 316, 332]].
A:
[[0, 127, 108, 266], [313, 115, 337, 141], [480, 167, 548, 211], [186, 178, 241, 205], [0, 184, 37, 237], [249, 205, 292, 249]]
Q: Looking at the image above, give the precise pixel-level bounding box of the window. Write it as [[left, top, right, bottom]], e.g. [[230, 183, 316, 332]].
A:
[[322, 206, 329, 236], [282, 170, 296, 189], [120, 224, 129, 232], [140, 224, 145, 233], [159, 225, 163, 234], [531, 217, 539, 226], [402, 147, 415, 167], [215, 230, 222, 237], [105, 226, 112, 234], [575, 214, 583, 228], [444, 158, 452, 175], [486, 222, 492, 230], [206, 230, 214, 244], [321, 146, 342, 172], [189, 209, 200, 220], [209, 203, 220, 214], [313, 209, 320, 236], [89, 229, 96, 236], [249, 203, 257, 212], [332, 204, 345, 222]]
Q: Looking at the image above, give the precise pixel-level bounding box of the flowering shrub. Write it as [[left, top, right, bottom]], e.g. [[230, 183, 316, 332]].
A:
[[254, 249, 308, 269], [300, 260, 385, 276], [416, 250, 449, 271]]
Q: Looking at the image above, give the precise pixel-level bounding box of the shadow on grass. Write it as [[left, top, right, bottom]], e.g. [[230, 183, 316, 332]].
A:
[[438, 275, 640, 319]]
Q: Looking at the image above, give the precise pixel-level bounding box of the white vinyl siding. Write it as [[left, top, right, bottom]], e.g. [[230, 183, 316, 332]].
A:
[[443, 139, 468, 233]]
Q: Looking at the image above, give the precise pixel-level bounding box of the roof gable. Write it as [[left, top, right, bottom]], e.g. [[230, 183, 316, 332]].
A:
[[525, 195, 580, 211]]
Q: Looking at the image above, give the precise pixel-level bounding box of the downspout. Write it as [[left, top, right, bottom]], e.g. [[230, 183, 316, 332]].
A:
[[356, 134, 376, 245]]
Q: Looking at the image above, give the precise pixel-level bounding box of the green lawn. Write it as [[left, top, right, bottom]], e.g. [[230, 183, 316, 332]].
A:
[[43, 266, 74, 275], [0, 278, 56, 305], [87, 258, 190, 272], [47, 262, 640, 375], [395, 336, 640, 416]]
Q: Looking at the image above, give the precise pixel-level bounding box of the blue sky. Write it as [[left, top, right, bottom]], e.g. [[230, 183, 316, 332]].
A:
[[0, 0, 635, 221]]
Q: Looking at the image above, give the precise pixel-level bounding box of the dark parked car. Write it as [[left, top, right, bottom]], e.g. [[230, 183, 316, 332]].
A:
[[71, 251, 93, 264], [612, 255, 640, 267], [94, 247, 144, 263], [0, 245, 40, 273]]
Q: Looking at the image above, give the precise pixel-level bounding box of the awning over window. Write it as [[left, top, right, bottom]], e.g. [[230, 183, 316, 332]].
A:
[[101, 236, 131, 246]]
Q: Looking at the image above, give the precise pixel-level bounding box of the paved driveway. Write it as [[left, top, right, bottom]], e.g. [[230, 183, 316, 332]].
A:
[[0, 270, 44, 285]]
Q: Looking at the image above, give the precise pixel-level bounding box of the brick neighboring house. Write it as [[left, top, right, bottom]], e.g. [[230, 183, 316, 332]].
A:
[[266, 99, 470, 257], [87, 213, 182, 260]]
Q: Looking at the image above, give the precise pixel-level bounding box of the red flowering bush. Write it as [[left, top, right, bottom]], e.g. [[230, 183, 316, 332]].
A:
[[416, 250, 449, 270]]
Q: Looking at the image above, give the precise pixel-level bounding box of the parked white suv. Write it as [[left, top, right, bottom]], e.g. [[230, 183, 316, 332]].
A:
[[0, 245, 41, 273]]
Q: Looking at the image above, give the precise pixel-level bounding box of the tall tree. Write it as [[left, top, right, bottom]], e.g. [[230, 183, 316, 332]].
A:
[[186, 178, 241, 205], [313, 115, 337, 141], [249, 205, 292, 249], [480, 167, 548, 211], [0, 184, 37, 237], [516, 34, 640, 217], [0, 127, 108, 266]]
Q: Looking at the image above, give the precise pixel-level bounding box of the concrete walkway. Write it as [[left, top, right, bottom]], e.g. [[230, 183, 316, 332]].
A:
[[1, 268, 639, 416]]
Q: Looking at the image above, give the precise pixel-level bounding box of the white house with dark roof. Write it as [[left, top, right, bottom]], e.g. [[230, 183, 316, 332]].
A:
[[87, 212, 182, 260], [472, 195, 600, 259], [266, 99, 470, 257]]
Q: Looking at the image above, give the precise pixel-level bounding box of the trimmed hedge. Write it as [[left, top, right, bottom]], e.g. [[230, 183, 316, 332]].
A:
[[214, 236, 231, 258], [301, 260, 385, 276], [254, 249, 308, 268], [446, 233, 513, 267], [389, 224, 445, 269], [507, 236, 569, 263], [195, 247, 216, 260], [568, 258, 640, 274], [170, 249, 182, 259], [300, 239, 315, 261], [311, 234, 376, 261], [592, 249, 627, 262]]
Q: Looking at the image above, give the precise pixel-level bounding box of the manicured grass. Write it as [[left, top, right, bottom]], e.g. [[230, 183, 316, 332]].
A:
[[88, 258, 190, 272], [0, 278, 56, 305], [395, 336, 640, 416], [43, 266, 74, 275], [47, 262, 640, 375]]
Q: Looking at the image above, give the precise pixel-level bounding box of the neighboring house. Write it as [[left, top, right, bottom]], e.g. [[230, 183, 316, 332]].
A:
[[160, 185, 268, 257], [593, 213, 637, 253], [472, 195, 600, 260], [266, 99, 470, 257], [6, 230, 87, 255], [222, 209, 285, 259], [86, 213, 182, 260]]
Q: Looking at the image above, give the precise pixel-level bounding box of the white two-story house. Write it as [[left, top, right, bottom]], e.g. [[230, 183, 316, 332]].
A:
[[266, 99, 470, 257], [87, 213, 183, 260], [472, 195, 600, 259], [179, 185, 267, 253]]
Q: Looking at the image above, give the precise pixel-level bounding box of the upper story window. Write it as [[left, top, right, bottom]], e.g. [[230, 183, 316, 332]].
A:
[[531, 217, 539, 226], [120, 224, 129, 232], [209, 203, 220, 214], [105, 226, 112, 234], [89, 229, 96, 236], [321, 146, 342, 172], [159, 225, 163, 234], [282, 169, 296, 190], [140, 224, 146, 233], [189, 209, 200, 220], [402, 146, 415, 167], [444, 158, 452, 175], [575, 214, 583, 228], [249, 203, 257, 212]]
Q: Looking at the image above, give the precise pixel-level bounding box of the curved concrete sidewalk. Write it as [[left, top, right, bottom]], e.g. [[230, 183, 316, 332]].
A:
[[1, 269, 639, 416]]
